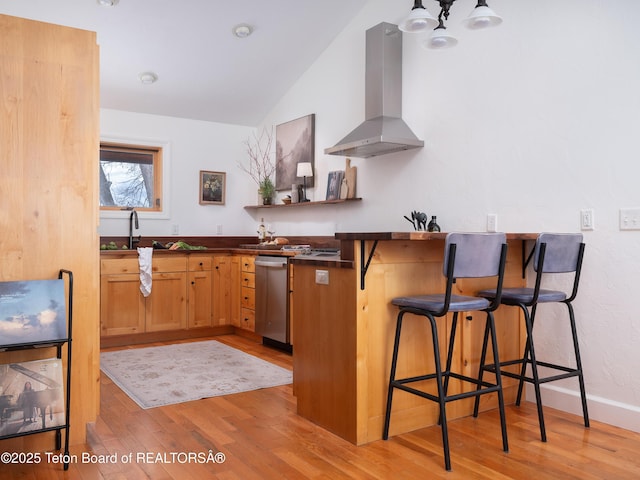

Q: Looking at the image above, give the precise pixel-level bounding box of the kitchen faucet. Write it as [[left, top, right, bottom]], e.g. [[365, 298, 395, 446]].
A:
[[128, 208, 140, 249]]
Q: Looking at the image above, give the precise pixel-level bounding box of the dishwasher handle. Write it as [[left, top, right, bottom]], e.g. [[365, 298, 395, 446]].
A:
[[254, 259, 288, 268]]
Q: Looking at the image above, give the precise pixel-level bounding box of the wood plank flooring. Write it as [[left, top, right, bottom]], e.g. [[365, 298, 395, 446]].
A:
[[1, 334, 639, 479]]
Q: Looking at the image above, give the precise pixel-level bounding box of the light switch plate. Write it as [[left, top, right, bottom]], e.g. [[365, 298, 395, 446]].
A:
[[620, 208, 640, 230]]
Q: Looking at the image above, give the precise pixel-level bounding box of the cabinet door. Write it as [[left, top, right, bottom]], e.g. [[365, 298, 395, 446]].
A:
[[100, 274, 145, 336], [188, 270, 212, 328], [230, 256, 241, 327], [146, 272, 187, 332], [212, 256, 231, 326]]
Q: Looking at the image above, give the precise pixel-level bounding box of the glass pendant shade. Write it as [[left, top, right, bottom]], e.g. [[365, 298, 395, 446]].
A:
[[426, 26, 458, 50], [399, 5, 438, 33], [464, 4, 503, 30]]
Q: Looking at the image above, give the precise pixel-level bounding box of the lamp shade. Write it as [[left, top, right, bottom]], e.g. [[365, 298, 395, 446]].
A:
[[399, 3, 438, 33], [464, 3, 502, 30], [297, 162, 313, 177], [426, 26, 458, 49]]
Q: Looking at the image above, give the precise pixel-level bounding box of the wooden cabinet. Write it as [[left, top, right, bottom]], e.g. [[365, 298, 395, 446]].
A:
[[293, 238, 527, 446], [212, 255, 232, 326], [188, 255, 213, 328], [230, 256, 241, 327], [100, 258, 145, 336], [100, 255, 187, 335], [101, 272, 146, 336], [288, 263, 295, 346], [239, 255, 256, 332]]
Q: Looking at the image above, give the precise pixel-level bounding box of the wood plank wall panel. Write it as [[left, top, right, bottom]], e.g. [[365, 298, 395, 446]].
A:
[[0, 15, 99, 449]]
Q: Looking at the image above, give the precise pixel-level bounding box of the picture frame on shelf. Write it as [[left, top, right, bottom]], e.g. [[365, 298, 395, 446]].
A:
[[275, 114, 315, 191], [326, 170, 344, 201], [199, 170, 226, 205]]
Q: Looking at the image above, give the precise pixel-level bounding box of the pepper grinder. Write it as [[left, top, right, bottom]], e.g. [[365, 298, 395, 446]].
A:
[[427, 216, 441, 232]]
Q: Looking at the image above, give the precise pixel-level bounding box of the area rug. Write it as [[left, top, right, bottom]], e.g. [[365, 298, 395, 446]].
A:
[[100, 340, 292, 409]]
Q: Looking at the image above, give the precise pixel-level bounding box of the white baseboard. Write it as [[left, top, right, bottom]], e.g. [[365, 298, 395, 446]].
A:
[[526, 384, 640, 433]]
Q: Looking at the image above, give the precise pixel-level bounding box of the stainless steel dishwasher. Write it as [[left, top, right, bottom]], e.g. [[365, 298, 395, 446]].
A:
[[255, 255, 289, 347]]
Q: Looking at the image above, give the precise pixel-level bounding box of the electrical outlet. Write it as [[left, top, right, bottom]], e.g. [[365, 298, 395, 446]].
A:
[[315, 270, 329, 285], [171, 224, 179, 235], [580, 209, 594, 231], [487, 214, 498, 232], [216, 224, 223, 235], [620, 208, 640, 230]]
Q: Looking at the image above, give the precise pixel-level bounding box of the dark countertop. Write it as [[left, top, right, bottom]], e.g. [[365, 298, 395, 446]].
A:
[[100, 247, 297, 257], [335, 232, 538, 241]]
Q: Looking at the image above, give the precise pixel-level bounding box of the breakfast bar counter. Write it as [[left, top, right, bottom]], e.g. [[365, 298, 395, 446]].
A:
[[292, 232, 535, 445]]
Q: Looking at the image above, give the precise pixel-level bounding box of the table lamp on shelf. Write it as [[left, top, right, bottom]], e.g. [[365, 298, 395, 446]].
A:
[[297, 162, 313, 202]]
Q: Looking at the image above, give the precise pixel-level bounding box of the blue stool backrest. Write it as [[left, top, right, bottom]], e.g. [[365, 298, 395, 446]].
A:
[[534, 233, 583, 273], [444, 233, 507, 279]]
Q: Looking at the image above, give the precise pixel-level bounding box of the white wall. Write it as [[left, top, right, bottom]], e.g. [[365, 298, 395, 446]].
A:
[[99, 109, 256, 237], [262, 0, 640, 432], [100, 0, 640, 432]]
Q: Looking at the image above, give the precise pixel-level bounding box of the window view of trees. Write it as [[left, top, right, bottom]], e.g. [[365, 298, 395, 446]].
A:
[[99, 143, 162, 211]]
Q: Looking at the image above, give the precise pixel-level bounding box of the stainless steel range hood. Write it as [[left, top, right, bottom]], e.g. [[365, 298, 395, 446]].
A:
[[324, 22, 423, 158]]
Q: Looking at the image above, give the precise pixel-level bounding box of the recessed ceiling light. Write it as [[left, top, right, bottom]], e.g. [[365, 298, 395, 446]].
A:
[[232, 24, 253, 38], [97, 0, 119, 6], [139, 72, 158, 85]]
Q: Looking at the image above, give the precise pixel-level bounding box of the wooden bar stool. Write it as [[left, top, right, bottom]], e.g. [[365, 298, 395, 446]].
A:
[[476, 232, 589, 442], [382, 233, 509, 471]]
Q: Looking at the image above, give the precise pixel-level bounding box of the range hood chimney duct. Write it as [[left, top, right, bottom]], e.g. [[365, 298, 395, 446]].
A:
[[324, 22, 424, 158]]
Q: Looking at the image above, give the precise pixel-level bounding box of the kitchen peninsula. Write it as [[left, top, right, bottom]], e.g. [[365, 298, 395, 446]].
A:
[[291, 232, 536, 445]]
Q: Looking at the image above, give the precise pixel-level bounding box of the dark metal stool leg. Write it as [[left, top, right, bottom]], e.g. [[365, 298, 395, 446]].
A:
[[383, 310, 405, 440], [515, 304, 537, 406], [521, 305, 547, 442], [488, 311, 509, 453], [438, 312, 459, 426], [427, 312, 451, 471], [567, 303, 590, 428], [473, 315, 493, 418]]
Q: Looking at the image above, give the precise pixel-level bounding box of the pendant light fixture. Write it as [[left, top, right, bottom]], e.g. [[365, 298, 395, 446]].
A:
[[427, 20, 458, 49], [399, 0, 438, 33], [400, 0, 502, 49]]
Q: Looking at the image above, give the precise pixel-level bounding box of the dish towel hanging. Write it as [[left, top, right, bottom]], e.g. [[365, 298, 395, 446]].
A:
[[138, 247, 153, 297]]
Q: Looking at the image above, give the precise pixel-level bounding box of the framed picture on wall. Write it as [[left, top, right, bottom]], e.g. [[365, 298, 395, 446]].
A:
[[199, 170, 226, 205], [275, 114, 315, 191]]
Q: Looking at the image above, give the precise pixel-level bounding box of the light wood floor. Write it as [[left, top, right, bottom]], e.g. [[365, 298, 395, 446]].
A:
[[2, 334, 639, 479]]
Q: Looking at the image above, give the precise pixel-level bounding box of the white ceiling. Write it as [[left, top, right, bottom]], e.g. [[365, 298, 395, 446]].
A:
[[0, 0, 368, 126]]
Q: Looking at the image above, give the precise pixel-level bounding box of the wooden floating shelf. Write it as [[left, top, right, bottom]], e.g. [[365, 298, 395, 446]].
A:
[[244, 198, 362, 209]]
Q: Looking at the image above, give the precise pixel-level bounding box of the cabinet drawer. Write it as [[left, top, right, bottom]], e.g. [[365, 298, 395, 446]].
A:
[[101, 258, 139, 275], [241, 271, 255, 289], [188, 255, 212, 271], [240, 307, 255, 331], [152, 256, 187, 273], [241, 256, 255, 273], [241, 286, 255, 309]]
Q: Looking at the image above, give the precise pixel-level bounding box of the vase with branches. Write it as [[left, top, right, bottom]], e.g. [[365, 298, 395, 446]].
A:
[[238, 126, 277, 205]]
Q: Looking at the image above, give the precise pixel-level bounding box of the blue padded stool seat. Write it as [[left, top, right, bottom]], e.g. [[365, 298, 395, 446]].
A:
[[392, 294, 491, 312], [475, 233, 589, 443], [479, 288, 567, 304], [383, 233, 509, 471]]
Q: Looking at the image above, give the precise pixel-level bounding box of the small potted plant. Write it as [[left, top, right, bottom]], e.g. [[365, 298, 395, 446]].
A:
[[258, 177, 275, 205], [238, 127, 277, 205]]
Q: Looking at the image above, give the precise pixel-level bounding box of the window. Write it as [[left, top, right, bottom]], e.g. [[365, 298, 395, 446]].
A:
[[99, 142, 163, 211]]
